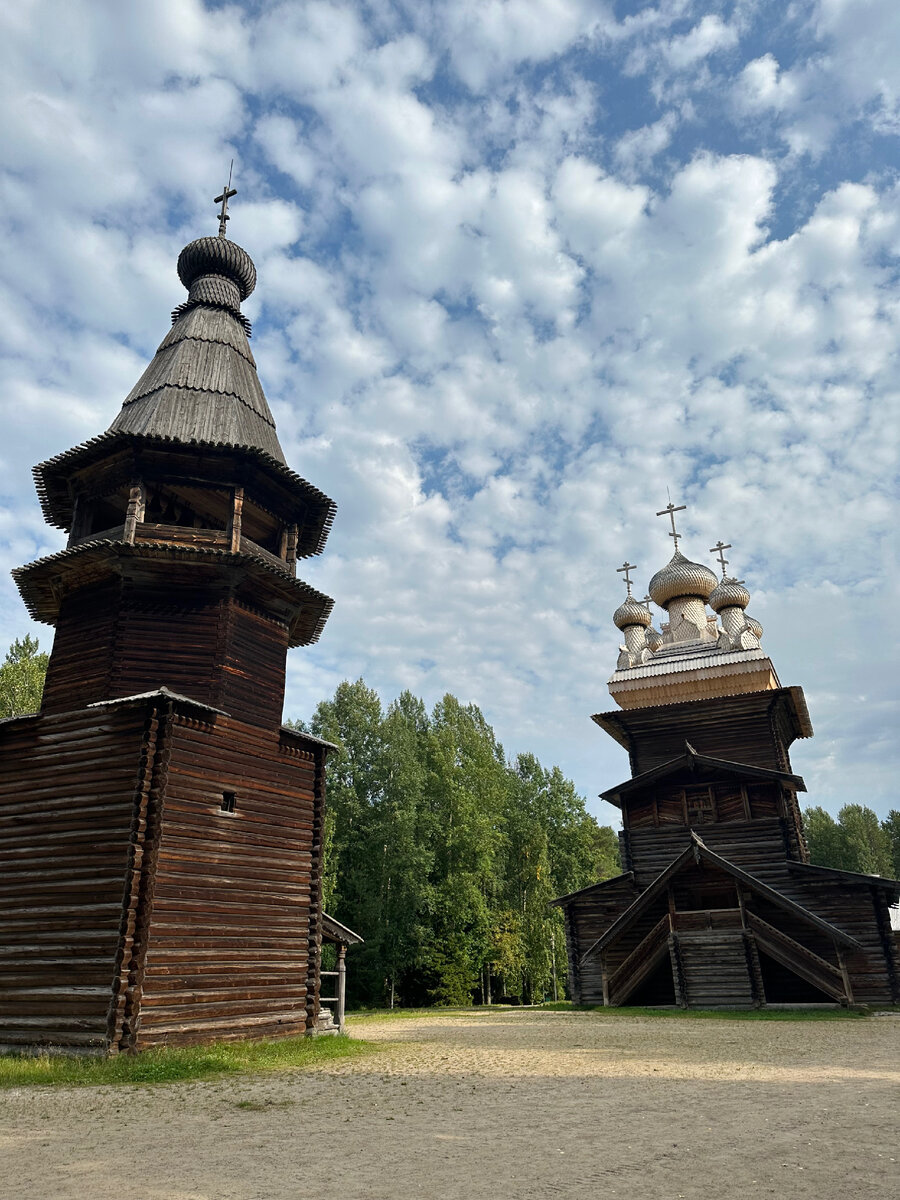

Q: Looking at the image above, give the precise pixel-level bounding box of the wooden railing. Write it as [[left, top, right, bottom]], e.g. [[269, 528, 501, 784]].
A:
[[135, 523, 230, 548], [318, 947, 347, 1031], [606, 914, 671, 1007], [746, 911, 846, 1002], [239, 535, 292, 574]]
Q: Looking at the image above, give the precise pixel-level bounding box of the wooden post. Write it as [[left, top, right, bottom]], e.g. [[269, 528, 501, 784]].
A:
[[740, 784, 751, 821], [285, 523, 298, 575], [123, 482, 146, 544], [337, 943, 347, 1031], [68, 495, 89, 545], [835, 945, 855, 1007], [736, 885, 747, 930], [600, 951, 610, 1007], [228, 486, 244, 553], [551, 926, 558, 1001]]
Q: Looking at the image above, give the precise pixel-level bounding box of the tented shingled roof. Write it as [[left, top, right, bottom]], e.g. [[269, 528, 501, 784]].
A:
[[109, 303, 285, 463]]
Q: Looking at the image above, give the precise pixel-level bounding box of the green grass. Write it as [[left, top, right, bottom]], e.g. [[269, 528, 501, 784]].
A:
[[0, 1032, 375, 1089], [537, 1000, 871, 1020], [347, 1005, 498, 1021]]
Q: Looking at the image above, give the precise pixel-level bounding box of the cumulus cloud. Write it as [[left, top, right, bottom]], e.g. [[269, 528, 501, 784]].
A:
[[1, 0, 899, 822]]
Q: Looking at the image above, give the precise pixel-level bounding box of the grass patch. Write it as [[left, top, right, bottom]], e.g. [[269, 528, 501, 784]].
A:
[[347, 1006, 494, 1022], [0, 1032, 375, 1090], [536, 1001, 869, 1021]]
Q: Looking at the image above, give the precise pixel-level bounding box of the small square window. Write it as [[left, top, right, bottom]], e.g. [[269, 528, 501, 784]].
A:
[[220, 791, 236, 814]]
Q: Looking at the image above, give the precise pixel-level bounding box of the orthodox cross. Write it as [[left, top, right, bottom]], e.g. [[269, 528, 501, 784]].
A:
[[617, 561, 637, 596], [656, 500, 687, 552], [215, 162, 237, 237], [710, 540, 731, 577], [641, 593, 652, 611]]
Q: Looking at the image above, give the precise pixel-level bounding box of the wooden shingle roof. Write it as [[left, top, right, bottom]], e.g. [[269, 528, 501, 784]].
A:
[[109, 302, 285, 463]]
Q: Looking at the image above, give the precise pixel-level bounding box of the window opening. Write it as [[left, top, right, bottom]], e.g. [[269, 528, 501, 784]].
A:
[[220, 791, 236, 814]]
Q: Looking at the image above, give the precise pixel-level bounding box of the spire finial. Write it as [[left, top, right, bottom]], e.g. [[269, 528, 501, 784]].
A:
[[710, 540, 731, 577], [656, 497, 687, 552], [617, 561, 637, 596], [214, 161, 237, 238]]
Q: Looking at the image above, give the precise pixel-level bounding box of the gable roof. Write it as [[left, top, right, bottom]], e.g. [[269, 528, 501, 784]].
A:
[[551, 872, 635, 906], [321, 913, 365, 946], [578, 833, 860, 967], [600, 741, 805, 805], [789, 859, 900, 897]]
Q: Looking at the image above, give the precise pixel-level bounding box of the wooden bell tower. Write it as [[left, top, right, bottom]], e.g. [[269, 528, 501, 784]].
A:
[[0, 193, 339, 1052]]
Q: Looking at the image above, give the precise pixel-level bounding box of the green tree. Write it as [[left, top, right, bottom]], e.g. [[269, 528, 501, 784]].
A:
[[0, 635, 48, 717], [291, 678, 621, 1008], [803, 806, 848, 869], [882, 810, 900, 879], [423, 695, 507, 1005], [369, 692, 436, 1006], [837, 804, 893, 876], [804, 804, 893, 876]]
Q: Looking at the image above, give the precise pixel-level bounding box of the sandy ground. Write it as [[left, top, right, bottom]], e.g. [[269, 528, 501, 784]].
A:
[[1, 1009, 898, 1200]]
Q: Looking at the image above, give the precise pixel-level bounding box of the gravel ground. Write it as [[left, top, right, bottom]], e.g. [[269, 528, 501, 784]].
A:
[[1, 1008, 898, 1200]]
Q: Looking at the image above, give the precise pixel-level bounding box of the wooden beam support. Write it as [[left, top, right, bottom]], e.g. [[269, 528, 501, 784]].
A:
[[123, 482, 146, 545], [228, 486, 244, 553], [835, 945, 854, 1007]]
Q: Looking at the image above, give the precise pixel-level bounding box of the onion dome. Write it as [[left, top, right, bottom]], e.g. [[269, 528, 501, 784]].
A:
[[745, 615, 763, 639], [645, 625, 663, 650], [613, 595, 652, 631], [648, 551, 718, 609], [176, 236, 257, 314], [709, 576, 751, 613]]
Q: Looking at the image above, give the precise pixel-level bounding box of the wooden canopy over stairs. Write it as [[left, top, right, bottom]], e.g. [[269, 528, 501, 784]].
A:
[[582, 834, 861, 1008]]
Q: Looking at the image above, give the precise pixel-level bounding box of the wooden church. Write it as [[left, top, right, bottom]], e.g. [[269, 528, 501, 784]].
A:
[[0, 194, 340, 1051], [554, 507, 900, 1009]]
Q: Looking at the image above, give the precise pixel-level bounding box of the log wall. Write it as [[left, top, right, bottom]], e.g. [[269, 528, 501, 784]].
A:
[[610, 692, 798, 775], [133, 710, 322, 1048], [0, 693, 328, 1052], [0, 705, 147, 1050], [42, 581, 288, 729]]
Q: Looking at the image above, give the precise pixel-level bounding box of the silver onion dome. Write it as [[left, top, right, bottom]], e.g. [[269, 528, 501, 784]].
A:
[[709, 576, 751, 612], [648, 551, 718, 609], [745, 615, 763, 639], [613, 595, 652, 630]]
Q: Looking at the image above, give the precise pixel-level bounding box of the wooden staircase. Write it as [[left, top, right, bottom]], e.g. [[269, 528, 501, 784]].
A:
[[676, 930, 755, 1008], [746, 912, 847, 1003]]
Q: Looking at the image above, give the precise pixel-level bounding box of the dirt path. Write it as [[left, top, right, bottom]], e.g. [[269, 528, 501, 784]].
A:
[[2, 1009, 898, 1200]]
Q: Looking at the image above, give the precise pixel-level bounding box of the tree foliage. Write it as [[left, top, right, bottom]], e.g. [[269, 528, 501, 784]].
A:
[[803, 804, 895, 877], [0, 635, 48, 718], [303, 679, 620, 1008]]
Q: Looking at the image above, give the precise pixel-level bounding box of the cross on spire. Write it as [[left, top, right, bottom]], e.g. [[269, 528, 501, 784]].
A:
[[616, 561, 637, 596], [640, 593, 652, 611], [656, 500, 687, 552], [215, 161, 237, 238], [710, 540, 731, 577]]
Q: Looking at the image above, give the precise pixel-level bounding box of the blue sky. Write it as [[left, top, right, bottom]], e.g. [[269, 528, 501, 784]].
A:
[[2, 0, 899, 823]]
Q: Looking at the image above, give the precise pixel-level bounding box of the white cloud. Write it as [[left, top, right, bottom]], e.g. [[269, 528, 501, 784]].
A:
[[0, 0, 898, 823], [663, 14, 738, 71]]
